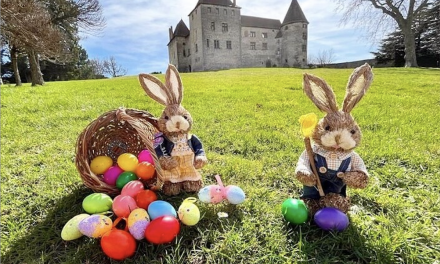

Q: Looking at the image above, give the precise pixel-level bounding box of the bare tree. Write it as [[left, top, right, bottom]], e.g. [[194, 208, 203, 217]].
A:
[[1, 0, 65, 85], [103, 56, 127, 77], [335, 0, 433, 67], [315, 49, 336, 67]]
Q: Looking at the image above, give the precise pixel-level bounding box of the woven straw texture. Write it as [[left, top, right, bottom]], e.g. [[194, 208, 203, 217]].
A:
[[75, 107, 164, 195]]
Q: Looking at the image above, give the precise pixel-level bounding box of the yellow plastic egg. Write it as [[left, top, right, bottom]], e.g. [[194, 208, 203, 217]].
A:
[[90, 156, 113, 175], [61, 214, 90, 241], [117, 153, 139, 172], [178, 197, 200, 226]]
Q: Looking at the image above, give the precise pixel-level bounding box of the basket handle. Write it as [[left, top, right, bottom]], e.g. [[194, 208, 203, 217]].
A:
[[115, 107, 164, 190]]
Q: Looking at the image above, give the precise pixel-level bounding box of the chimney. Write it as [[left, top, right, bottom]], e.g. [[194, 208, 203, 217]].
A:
[[233, 0, 236, 6], [169, 26, 174, 41]]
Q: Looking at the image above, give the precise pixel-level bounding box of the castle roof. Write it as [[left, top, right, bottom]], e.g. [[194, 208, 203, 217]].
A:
[[174, 19, 190, 38], [282, 0, 308, 25], [241, 15, 281, 29], [196, 0, 235, 7]]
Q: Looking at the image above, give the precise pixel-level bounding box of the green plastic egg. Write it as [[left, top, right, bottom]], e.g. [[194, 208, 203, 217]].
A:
[[82, 193, 113, 214], [281, 198, 308, 224], [116, 172, 138, 190], [61, 214, 90, 241]]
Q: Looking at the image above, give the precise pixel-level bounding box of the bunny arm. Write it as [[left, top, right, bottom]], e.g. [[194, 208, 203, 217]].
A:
[[190, 135, 208, 169], [295, 150, 317, 186], [337, 152, 369, 189]]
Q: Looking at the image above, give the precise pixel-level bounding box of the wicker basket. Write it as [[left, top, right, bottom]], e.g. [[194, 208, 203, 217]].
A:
[[75, 107, 164, 195]]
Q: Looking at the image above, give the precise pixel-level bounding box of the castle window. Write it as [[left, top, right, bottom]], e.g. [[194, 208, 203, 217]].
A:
[[222, 23, 228, 32], [302, 45, 307, 52], [214, 40, 220, 49], [262, 43, 267, 50], [232, 10, 235, 16], [224, 9, 227, 15], [302, 33, 307, 40], [250, 31, 256, 37], [216, 8, 219, 14], [303, 23, 307, 28], [208, 7, 211, 13], [211, 22, 215, 31], [285, 26, 288, 30], [192, 14, 194, 20], [226, 41, 231, 49], [250, 42, 256, 50], [188, 48, 191, 56], [195, 44, 198, 53], [262, 33, 268, 38], [183, 49, 186, 57], [206, 39, 210, 48]]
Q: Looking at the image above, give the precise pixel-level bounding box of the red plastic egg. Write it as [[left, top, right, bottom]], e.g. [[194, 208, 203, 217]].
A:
[[135, 190, 158, 209], [144, 216, 180, 244], [101, 229, 136, 261]]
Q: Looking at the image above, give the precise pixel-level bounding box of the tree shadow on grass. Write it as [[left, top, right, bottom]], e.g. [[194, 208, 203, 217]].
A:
[[1, 186, 244, 264], [283, 195, 396, 264]]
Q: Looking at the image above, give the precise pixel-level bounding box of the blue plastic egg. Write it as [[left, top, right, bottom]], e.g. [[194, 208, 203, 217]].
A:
[[147, 200, 177, 220], [198, 186, 212, 203], [225, 185, 245, 204]]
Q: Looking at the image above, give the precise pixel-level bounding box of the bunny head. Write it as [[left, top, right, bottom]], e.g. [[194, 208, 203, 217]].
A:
[[139, 64, 193, 137], [303, 63, 373, 152]]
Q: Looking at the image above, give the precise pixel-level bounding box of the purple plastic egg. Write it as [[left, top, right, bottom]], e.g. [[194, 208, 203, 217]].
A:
[[314, 207, 349, 231]]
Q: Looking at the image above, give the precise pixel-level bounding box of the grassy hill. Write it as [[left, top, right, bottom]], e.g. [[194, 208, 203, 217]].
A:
[[1, 67, 439, 263]]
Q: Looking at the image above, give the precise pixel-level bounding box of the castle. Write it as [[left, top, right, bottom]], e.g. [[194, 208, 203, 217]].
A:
[[167, 0, 308, 72]]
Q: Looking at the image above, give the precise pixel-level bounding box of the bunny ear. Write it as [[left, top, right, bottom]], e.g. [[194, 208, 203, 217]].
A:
[[303, 73, 339, 113], [165, 64, 183, 105], [342, 63, 373, 113], [138, 73, 170, 106]]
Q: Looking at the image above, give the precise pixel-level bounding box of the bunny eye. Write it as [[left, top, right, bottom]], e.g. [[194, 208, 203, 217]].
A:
[[164, 116, 169, 120], [350, 129, 356, 134], [186, 209, 190, 212], [183, 115, 188, 120], [325, 125, 331, 131]]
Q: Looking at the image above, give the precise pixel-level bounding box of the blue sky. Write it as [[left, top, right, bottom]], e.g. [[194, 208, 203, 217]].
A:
[[80, 0, 383, 76]]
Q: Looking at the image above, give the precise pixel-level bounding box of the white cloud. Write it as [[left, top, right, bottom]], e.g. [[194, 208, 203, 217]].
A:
[[80, 0, 382, 75]]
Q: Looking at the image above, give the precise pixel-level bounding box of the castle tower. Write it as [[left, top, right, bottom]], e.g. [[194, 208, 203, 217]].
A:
[[168, 19, 191, 72], [280, 0, 308, 67], [188, 0, 242, 72]]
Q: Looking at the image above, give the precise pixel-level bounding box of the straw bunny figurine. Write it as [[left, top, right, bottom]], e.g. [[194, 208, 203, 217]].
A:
[[138, 65, 208, 195], [295, 63, 373, 216]]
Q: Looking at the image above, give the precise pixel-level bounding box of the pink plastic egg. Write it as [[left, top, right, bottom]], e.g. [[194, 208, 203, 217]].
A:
[[112, 195, 138, 218], [138, 150, 154, 164], [103, 166, 123, 186], [121, 180, 144, 198]]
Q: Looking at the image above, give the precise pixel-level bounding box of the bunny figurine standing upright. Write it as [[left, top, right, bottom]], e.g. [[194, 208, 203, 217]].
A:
[[295, 63, 373, 216], [138, 65, 208, 196]]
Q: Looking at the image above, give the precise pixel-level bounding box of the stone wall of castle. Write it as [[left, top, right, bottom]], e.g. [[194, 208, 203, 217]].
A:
[[169, 2, 308, 72]]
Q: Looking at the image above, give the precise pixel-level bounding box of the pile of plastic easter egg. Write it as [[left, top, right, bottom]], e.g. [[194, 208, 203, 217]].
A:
[[61, 149, 202, 261], [61, 189, 201, 260], [90, 149, 156, 188]]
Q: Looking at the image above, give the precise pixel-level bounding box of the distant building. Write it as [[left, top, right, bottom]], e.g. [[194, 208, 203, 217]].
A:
[[168, 0, 308, 72]]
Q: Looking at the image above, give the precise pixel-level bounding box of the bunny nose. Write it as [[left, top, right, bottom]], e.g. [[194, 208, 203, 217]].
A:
[[335, 134, 341, 143], [175, 122, 180, 129]]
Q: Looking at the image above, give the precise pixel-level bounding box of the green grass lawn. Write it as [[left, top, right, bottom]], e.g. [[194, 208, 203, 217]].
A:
[[1, 67, 439, 264]]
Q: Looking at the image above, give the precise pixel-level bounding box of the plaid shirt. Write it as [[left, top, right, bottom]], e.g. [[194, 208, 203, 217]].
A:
[[295, 145, 368, 176]]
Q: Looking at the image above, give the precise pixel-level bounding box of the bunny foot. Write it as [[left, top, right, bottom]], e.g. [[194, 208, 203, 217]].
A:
[[301, 198, 321, 217], [162, 182, 182, 196], [182, 180, 203, 192], [319, 193, 350, 213]]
